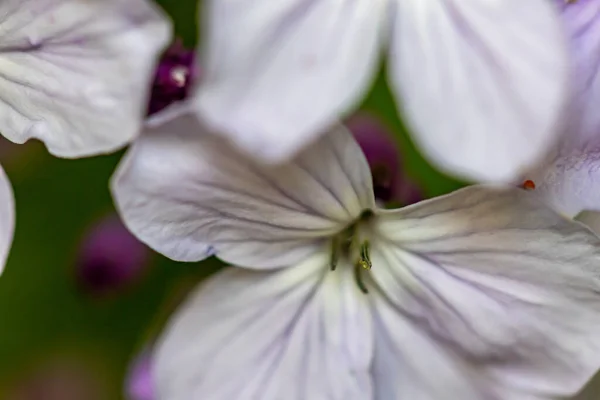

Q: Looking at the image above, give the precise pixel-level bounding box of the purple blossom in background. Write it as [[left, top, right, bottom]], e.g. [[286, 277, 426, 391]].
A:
[[347, 113, 423, 206], [7, 359, 104, 400], [76, 215, 150, 296], [148, 39, 197, 116], [126, 351, 154, 400]]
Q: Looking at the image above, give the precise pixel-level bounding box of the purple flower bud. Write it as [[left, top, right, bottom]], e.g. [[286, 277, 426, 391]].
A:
[[76, 214, 150, 296], [147, 39, 198, 116], [347, 113, 424, 206], [126, 350, 154, 400]]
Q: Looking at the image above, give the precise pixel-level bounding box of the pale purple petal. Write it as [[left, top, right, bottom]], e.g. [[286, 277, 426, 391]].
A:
[[388, 0, 569, 181], [370, 185, 600, 398], [525, 149, 600, 217], [0, 0, 171, 158], [126, 351, 155, 400], [0, 164, 14, 276], [193, 0, 386, 163], [111, 116, 374, 267], [347, 113, 424, 206], [553, 0, 600, 150], [154, 251, 373, 400]]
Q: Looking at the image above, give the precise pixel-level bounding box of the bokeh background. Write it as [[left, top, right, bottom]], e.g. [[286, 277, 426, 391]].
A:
[[0, 0, 471, 398]]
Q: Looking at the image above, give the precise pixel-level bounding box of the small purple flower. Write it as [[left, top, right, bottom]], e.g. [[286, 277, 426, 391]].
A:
[[126, 350, 155, 400], [346, 113, 423, 206], [76, 214, 150, 296], [147, 39, 197, 116]]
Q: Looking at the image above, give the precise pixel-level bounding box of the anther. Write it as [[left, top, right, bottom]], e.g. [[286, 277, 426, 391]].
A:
[[358, 241, 372, 270], [354, 263, 369, 294]]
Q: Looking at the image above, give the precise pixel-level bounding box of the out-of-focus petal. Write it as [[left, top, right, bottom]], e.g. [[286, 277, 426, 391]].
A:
[[194, 0, 386, 162], [369, 185, 600, 398], [554, 0, 600, 149], [525, 150, 600, 217], [388, 0, 568, 182], [0, 165, 14, 276], [126, 350, 155, 400], [154, 251, 373, 400], [111, 115, 374, 267], [0, 0, 171, 157]]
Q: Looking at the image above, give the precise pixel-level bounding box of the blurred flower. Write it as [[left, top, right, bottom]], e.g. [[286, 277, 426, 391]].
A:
[[0, 0, 172, 276], [111, 117, 600, 399], [6, 358, 105, 400], [76, 215, 150, 296], [347, 113, 423, 206], [126, 350, 154, 400], [148, 40, 197, 116], [192, 0, 569, 182], [520, 1, 600, 229]]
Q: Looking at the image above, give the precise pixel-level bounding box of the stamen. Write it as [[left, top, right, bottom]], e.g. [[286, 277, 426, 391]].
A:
[[330, 236, 339, 271], [565, 0, 578, 4], [358, 240, 372, 270], [354, 263, 369, 294]]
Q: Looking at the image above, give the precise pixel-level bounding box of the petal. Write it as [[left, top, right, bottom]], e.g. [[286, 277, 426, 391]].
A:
[[555, 0, 600, 149], [111, 114, 375, 267], [576, 210, 600, 236], [154, 251, 373, 400], [369, 185, 600, 398], [0, 0, 171, 157], [525, 150, 600, 217], [388, 0, 569, 182], [193, 0, 386, 162], [0, 165, 14, 275]]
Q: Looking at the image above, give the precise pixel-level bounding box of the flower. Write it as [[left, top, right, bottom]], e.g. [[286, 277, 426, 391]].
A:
[[126, 350, 155, 400], [148, 39, 197, 116], [0, 0, 171, 275], [192, 0, 569, 182], [75, 214, 150, 297], [112, 116, 600, 399], [519, 0, 600, 231], [347, 113, 423, 206]]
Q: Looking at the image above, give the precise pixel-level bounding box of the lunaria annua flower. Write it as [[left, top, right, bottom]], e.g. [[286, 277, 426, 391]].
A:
[[111, 114, 600, 400]]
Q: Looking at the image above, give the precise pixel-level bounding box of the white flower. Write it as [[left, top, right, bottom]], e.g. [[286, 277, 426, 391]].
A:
[[112, 115, 600, 399], [191, 0, 569, 182], [0, 0, 172, 274]]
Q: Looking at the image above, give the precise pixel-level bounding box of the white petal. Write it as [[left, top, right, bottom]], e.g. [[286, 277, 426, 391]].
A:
[[389, 0, 568, 182], [194, 0, 386, 162], [0, 0, 171, 157], [576, 210, 600, 236], [154, 251, 373, 400], [111, 114, 374, 267], [369, 185, 600, 398], [0, 165, 14, 275], [525, 150, 600, 218]]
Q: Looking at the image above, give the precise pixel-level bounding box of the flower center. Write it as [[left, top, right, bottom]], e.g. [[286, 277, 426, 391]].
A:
[[329, 209, 374, 294]]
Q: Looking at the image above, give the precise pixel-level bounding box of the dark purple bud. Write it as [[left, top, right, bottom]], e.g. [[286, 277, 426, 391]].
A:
[[126, 350, 154, 400], [147, 39, 198, 116], [347, 113, 424, 206], [76, 214, 150, 296]]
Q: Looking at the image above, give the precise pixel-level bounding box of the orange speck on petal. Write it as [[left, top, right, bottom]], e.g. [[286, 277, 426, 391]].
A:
[[522, 180, 536, 190]]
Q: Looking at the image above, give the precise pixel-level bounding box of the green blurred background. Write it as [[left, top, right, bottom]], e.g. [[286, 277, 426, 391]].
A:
[[0, 0, 466, 398]]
